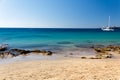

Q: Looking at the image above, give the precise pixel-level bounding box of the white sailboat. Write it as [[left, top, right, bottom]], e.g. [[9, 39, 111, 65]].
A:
[[101, 16, 114, 31]]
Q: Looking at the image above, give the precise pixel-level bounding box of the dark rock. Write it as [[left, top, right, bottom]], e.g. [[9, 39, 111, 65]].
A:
[[40, 50, 53, 56], [0, 44, 8, 51], [46, 51, 52, 55], [69, 53, 73, 55], [94, 45, 115, 59], [0, 46, 53, 59], [9, 49, 30, 56], [57, 41, 73, 44], [0, 48, 7, 51], [31, 49, 41, 53], [96, 53, 112, 59], [30, 49, 53, 55], [89, 57, 101, 59], [81, 57, 87, 59], [94, 48, 106, 53], [0, 51, 13, 58], [20, 50, 31, 55], [41, 50, 47, 53], [104, 45, 120, 53], [0, 52, 4, 59]]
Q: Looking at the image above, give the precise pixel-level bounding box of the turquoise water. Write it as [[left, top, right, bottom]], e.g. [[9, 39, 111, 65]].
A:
[[0, 28, 120, 50]]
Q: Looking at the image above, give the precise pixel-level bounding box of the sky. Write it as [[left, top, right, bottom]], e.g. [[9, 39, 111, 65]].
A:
[[0, 0, 120, 28]]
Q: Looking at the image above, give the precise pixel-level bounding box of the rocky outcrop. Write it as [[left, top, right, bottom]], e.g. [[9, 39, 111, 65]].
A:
[[106, 45, 120, 54], [95, 53, 112, 59], [0, 52, 13, 59], [94, 45, 120, 54], [0, 44, 8, 51], [30, 49, 52, 55], [0, 44, 53, 59], [93, 45, 120, 59], [10, 49, 31, 56], [80, 45, 120, 59], [45, 51, 52, 55], [31, 49, 41, 53], [81, 57, 87, 59]]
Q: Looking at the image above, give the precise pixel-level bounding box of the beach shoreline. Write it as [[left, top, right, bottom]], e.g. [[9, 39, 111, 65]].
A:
[[0, 58, 120, 80], [0, 28, 120, 79], [0, 44, 120, 80]]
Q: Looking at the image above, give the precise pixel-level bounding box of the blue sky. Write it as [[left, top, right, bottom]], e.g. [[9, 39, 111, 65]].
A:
[[0, 0, 120, 28]]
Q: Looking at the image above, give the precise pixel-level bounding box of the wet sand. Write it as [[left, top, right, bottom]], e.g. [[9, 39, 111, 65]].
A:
[[0, 58, 120, 80]]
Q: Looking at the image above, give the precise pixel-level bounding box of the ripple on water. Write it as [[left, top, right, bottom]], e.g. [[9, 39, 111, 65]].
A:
[[74, 44, 94, 48], [15, 44, 65, 51]]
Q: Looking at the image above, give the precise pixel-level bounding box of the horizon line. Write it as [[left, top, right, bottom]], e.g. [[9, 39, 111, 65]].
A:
[[0, 26, 119, 28]]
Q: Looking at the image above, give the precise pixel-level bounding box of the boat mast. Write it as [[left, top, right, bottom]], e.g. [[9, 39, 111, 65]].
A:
[[108, 16, 110, 27]]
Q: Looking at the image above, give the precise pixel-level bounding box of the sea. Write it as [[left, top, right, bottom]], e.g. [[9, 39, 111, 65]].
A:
[[0, 28, 120, 51], [0, 28, 120, 63]]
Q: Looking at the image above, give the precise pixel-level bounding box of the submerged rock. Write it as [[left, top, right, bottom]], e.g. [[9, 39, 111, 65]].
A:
[[93, 45, 120, 59], [96, 53, 112, 59], [31, 49, 41, 53], [0, 44, 8, 51], [94, 48, 106, 53], [46, 51, 52, 55], [94, 45, 120, 54], [40, 50, 53, 55], [89, 57, 100, 59], [41, 50, 47, 53], [30, 49, 53, 55], [57, 41, 73, 44], [0, 46, 53, 59], [9, 49, 31, 56], [92, 44, 105, 48], [0, 52, 4, 59], [0, 52, 13, 59], [81, 57, 87, 59]]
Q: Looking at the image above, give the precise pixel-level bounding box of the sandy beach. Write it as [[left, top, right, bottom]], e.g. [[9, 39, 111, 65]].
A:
[[0, 58, 120, 80], [0, 0, 120, 79]]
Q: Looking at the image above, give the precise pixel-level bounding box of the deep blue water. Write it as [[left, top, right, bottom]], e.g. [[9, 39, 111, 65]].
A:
[[0, 28, 120, 50]]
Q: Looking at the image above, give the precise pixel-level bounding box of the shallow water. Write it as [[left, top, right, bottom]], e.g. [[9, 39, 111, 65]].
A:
[[0, 48, 96, 64], [0, 28, 120, 63], [0, 54, 64, 64], [0, 28, 120, 50]]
